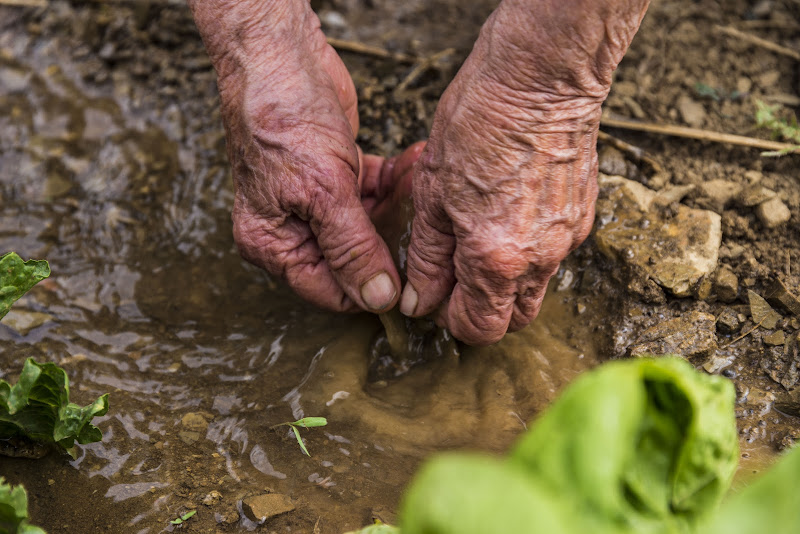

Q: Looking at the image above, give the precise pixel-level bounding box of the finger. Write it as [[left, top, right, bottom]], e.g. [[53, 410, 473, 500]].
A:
[[233, 210, 357, 312], [507, 270, 555, 332], [437, 279, 516, 346], [400, 190, 456, 318], [310, 185, 401, 312]]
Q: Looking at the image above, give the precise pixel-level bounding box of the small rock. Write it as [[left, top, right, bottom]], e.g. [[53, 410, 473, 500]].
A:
[[755, 197, 791, 229], [703, 354, 735, 374], [628, 311, 717, 360], [764, 330, 786, 346], [241, 494, 295, 523], [736, 76, 753, 94], [181, 412, 208, 433], [613, 80, 638, 98], [765, 279, 800, 317], [677, 95, 706, 127], [757, 69, 781, 88], [1, 309, 53, 335], [653, 184, 696, 207], [598, 146, 628, 177], [695, 276, 713, 300], [749, 290, 781, 329], [202, 490, 222, 506], [713, 266, 739, 303], [178, 431, 200, 445], [736, 184, 776, 207], [595, 175, 721, 297], [716, 307, 741, 335], [576, 303, 587, 315], [697, 179, 742, 213], [319, 10, 347, 29]]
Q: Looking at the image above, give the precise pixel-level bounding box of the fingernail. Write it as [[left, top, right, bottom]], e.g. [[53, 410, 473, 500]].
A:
[[361, 272, 396, 311], [399, 284, 418, 316]]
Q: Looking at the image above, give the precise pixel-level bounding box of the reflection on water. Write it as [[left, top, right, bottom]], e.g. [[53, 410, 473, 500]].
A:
[[0, 5, 597, 533]]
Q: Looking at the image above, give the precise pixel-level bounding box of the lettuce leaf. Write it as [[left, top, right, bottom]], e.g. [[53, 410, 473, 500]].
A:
[[0, 253, 50, 321], [0, 359, 109, 452], [395, 357, 738, 534], [702, 444, 800, 534], [345, 522, 400, 534], [0, 477, 46, 534], [509, 357, 738, 533]]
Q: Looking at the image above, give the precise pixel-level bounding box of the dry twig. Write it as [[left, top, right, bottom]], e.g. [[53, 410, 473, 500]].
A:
[[714, 24, 800, 61], [394, 47, 456, 94], [0, 0, 46, 6], [326, 37, 416, 64], [600, 116, 800, 154], [723, 317, 766, 348]]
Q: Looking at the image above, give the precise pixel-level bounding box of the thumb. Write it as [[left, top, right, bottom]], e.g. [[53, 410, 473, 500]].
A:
[[311, 186, 401, 312], [400, 191, 456, 317]]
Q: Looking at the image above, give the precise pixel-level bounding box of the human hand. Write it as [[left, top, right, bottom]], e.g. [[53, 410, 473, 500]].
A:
[[189, 1, 425, 312], [399, 0, 649, 344]]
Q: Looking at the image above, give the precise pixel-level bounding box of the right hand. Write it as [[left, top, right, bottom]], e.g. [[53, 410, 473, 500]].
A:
[[199, 2, 423, 313]]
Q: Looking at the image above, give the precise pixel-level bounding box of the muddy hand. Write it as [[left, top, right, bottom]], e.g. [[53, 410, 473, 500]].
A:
[[399, 0, 650, 345], [189, 1, 425, 313]]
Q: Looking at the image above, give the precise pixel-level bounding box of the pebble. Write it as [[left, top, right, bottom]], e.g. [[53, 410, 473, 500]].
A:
[[181, 412, 208, 433], [628, 310, 717, 360], [598, 146, 628, 177], [677, 95, 706, 128], [765, 279, 800, 317], [713, 266, 739, 303], [736, 184, 776, 207], [697, 179, 742, 213], [755, 197, 791, 229], [241, 493, 295, 523], [748, 290, 781, 329], [764, 330, 786, 346], [716, 307, 741, 335]]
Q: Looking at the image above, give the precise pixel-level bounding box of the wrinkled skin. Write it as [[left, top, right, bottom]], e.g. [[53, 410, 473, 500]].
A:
[[189, 0, 649, 344]]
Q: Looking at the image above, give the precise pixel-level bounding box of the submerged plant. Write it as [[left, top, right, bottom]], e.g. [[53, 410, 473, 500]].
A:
[[0, 477, 45, 534], [270, 417, 327, 456], [754, 100, 800, 156], [170, 510, 196, 526]]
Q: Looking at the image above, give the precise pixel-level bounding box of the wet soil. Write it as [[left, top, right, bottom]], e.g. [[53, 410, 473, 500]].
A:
[[0, 0, 799, 532]]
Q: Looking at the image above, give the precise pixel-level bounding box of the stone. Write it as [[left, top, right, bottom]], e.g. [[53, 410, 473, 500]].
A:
[[202, 490, 222, 506], [628, 311, 717, 360], [595, 175, 722, 297], [716, 307, 741, 335], [178, 430, 200, 445], [713, 266, 739, 303], [1, 309, 53, 335], [677, 95, 706, 127], [181, 412, 208, 433], [242, 493, 295, 523], [736, 76, 753, 94], [736, 184, 776, 207], [755, 197, 791, 228], [764, 330, 786, 346], [653, 184, 696, 207], [748, 290, 781, 329], [598, 146, 628, 177], [696, 179, 742, 213], [765, 279, 800, 317]]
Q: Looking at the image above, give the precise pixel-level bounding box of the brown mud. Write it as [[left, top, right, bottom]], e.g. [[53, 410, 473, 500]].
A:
[[0, 0, 799, 532]]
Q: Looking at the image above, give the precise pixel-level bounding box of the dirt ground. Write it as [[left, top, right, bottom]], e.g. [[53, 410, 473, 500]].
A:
[[1, 0, 799, 532]]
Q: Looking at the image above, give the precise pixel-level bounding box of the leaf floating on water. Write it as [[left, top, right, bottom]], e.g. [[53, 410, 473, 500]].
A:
[[748, 290, 781, 329], [293, 417, 328, 428], [0, 253, 50, 320]]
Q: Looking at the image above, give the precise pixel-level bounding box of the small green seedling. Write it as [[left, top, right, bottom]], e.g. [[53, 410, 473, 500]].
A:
[[270, 417, 328, 456], [170, 510, 196, 526], [754, 100, 800, 156]]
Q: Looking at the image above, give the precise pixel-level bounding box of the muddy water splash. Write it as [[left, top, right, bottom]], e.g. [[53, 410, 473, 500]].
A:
[[0, 7, 598, 534]]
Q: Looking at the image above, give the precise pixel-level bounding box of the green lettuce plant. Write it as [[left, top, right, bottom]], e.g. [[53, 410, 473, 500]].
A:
[[348, 357, 800, 534], [0, 478, 45, 534], [1, 253, 108, 454]]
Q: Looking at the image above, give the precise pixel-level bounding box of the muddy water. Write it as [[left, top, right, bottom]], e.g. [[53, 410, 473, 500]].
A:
[[0, 9, 599, 533]]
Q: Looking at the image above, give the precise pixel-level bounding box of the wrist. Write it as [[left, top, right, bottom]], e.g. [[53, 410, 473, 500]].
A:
[[480, 0, 649, 101], [188, 0, 320, 89]]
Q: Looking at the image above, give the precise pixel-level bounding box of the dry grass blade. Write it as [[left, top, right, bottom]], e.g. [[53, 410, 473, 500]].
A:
[[0, 0, 47, 6], [600, 116, 800, 154], [394, 47, 457, 94], [326, 37, 417, 64], [714, 24, 800, 61], [597, 131, 664, 175]]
